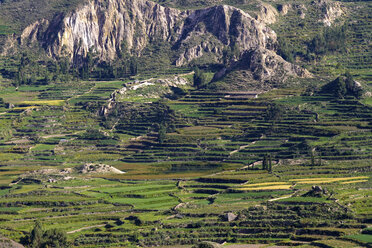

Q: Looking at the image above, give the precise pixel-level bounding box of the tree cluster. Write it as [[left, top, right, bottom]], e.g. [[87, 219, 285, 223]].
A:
[[1, 41, 140, 86], [265, 103, 286, 122], [308, 25, 347, 55], [262, 154, 272, 172], [193, 67, 207, 88], [310, 150, 322, 166], [277, 36, 294, 63], [21, 221, 68, 248], [321, 73, 364, 99], [0, 97, 5, 108], [80, 44, 138, 80]]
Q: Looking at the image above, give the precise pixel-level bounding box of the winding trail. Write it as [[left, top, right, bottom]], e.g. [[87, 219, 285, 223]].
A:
[[67, 224, 105, 234], [228, 134, 264, 157], [229, 142, 256, 156], [268, 192, 296, 202]]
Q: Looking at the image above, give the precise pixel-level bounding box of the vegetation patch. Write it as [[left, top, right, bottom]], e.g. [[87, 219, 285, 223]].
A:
[[19, 100, 65, 106]]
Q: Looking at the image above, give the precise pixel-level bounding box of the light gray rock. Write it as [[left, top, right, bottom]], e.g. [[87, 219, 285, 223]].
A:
[[226, 212, 237, 222], [18, 0, 276, 67]]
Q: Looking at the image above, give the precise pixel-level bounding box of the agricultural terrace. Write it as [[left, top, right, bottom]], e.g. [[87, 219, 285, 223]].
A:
[[0, 75, 371, 247]]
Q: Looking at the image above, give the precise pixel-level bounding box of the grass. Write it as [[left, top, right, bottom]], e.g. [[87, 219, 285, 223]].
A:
[[347, 234, 372, 244], [240, 182, 288, 187], [0, 153, 23, 161], [361, 97, 372, 107], [12, 106, 38, 110], [237, 185, 292, 191], [278, 196, 330, 203], [314, 239, 366, 247], [0, 62, 371, 247], [340, 180, 369, 184], [19, 100, 65, 106], [289, 176, 369, 183]]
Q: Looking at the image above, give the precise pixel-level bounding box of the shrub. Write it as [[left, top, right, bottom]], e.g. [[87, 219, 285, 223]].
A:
[[21, 220, 69, 248]]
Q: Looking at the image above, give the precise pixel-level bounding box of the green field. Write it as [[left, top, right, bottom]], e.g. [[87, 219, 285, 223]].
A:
[[0, 75, 371, 247], [0, 0, 371, 247]]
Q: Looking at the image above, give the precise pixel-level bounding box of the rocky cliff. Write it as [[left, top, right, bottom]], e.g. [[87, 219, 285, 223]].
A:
[[173, 5, 277, 65], [17, 0, 309, 82], [20, 0, 184, 63], [213, 47, 311, 86]]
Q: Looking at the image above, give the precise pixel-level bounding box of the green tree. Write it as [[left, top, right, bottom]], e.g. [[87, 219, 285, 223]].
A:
[[193, 67, 206, 88], [30, 220, 43, 248], [268, 154, 272, 172], [309, 33, 326, 55], [277, 37, 294, 63], [265, 103, 285, 122], [158, 123, 166, 144], [262, 155, 267, 170], [345, 72, 364, 99], [42, 228, 68, 248], [311, 150, 315, 166], [334, 77, 346, 99], [129, 57, 138, 76]]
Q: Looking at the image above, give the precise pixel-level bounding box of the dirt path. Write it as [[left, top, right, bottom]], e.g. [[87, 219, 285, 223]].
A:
[[229, 142, 256, 156], [67, 224, 105, 234], [268, 192, 296, 202], [228, 134, 264, 157], [67, 83, 96, 103], [206, 134, 265, 178], [41, 134, 70, 139]]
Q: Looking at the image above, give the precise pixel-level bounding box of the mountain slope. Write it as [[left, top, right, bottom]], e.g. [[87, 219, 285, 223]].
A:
[[12, 0, 308, 84]]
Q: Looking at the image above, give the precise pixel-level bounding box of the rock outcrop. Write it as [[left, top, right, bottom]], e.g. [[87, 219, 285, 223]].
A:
[[18, 0, 277, 66], [213, 47, 311, 84], [99, 75, 190, 116], [16, 0, 310, 84], [278, 4, 292, 15], [256, 3, 278, 24], [20, 0, 184, 63], [0, 236, 24, 248], [174, 5, 277, 64], [79, 163, 125, 174], [313, 0, 344, 26], [245, 47, 311, 82]]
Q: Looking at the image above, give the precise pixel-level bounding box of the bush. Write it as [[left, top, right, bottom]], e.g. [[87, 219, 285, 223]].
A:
[[42, 228, 68, 248], [308, 25, 347, 55], [21, 221, 69, 248], [81, 129, 108, 140], [321, 73, 364, 99], [265, 103, 286, 121], [193, 67, 207, 88], [277, 37, 294, 63]]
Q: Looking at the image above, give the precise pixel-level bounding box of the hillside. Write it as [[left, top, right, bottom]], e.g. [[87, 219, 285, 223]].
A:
[[0, 0, 371, 247]]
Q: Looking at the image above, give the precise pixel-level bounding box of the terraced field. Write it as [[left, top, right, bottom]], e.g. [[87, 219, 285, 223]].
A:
[[0, 75, 371, 247]]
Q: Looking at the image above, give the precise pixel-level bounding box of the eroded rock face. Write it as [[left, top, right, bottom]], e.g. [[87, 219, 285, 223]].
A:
[[0, 236, 25, 248], [313, 0, 344, 26], [18, 0, 277, 66], [278, 4, 292, 15], [246, 47, 311, 82], [256, 3, 278, 24], [20, 0, 183, 63], [16, 0, 311, 84], [213, 47, 311, 84], [175, 5, 277, 64]]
